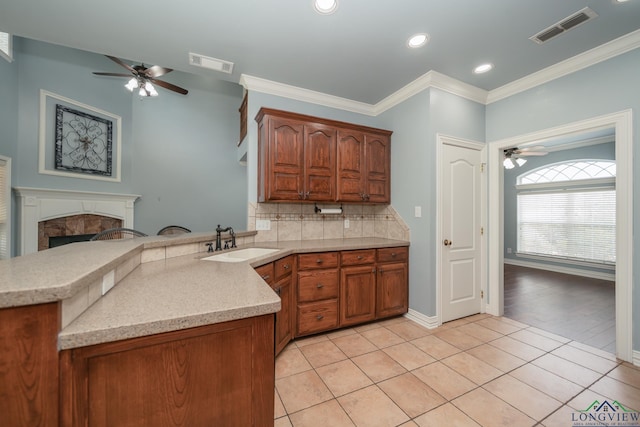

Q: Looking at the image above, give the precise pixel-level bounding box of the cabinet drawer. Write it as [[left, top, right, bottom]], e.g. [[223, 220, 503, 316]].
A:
[[341, 249, 375, 266], [298, 252, 339, 270], [254, 263, 274, 284], [297, 300, 339, 336], [377, 247, 408, 263], [274, 255, 294, 280], [298, 270, 339, 302]]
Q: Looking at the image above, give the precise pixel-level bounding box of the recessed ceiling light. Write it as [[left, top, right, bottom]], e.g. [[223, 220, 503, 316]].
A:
[[314, 0, 338, 14], [407, 33, 429, 48], [473, 63, 494, 74]]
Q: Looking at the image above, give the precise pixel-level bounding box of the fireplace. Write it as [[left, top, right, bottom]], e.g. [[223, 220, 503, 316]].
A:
[[14, 187, 140, 255], [39, 214, 123, 251]]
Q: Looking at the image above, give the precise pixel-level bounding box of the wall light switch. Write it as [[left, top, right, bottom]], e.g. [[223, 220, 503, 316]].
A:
[[102, 270, 115, 295], [344, 219, 350, 229], [414, 206, 422, 218], [256, 219, 271, 231], [507, 247, 513, 254]]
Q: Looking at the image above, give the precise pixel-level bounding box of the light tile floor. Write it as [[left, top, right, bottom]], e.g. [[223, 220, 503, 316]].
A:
[[274, 314, 640, 427]]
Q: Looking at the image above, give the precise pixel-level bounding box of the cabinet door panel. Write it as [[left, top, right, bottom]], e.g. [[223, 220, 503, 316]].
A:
[[340, 266, 376, 326], [305, 124, 336, 201], [274, 275, 293, 355], [376, 262, 408, 318], [337, 130, 366, 201], [365, 134, 390, 203], [269, 118, 304, 200]]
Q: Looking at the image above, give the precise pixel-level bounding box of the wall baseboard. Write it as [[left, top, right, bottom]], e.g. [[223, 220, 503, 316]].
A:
[[404, 309, 439, 329], [504, 258, 615, 281], [633, 350, 640, 367]]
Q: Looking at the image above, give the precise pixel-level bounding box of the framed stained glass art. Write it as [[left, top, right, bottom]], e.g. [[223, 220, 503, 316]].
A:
[[38, 90, 122, 182], [54, 105, 113, 176]]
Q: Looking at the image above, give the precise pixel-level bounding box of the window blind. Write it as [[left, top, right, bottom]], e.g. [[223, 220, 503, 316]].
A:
[[0, 158, 7, 259], [517, 188, 616, 264]]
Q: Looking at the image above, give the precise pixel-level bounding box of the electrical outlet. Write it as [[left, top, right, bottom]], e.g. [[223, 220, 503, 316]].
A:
[[256, 219, 271, 231], [102, 270, 115, 295], [414, 206, 422, 218], [507, 247, 512, 254], [344, 219, 350, 229]]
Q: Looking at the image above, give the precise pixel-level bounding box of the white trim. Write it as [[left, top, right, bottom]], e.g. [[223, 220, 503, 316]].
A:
[[239, 74, 376, 116], [515, 177, 615, 191], [436, 134, 487, 325], [0, 155, 11, 259], [240, 30, 640, 116], [488, 110, 633, 362], [38, 90, 122, 182], [13, 187, 140, 255], [633, 350, 640, 367], [514, 252, 615, 271], [545, 136, 615, 153], [505, 258, 615, 281], [487, 29, 640, 104], [404, 309, 439, 329], [0, 32, 13, 63]]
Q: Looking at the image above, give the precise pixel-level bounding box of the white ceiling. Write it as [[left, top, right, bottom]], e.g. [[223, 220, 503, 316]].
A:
[[2, 0, 640, 104]]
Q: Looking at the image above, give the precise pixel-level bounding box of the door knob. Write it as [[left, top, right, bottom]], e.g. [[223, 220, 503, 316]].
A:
[[443, 239, 452, 246]]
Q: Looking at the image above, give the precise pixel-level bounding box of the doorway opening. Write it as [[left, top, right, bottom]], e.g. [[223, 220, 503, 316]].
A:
[[487, 110, 633, 362]]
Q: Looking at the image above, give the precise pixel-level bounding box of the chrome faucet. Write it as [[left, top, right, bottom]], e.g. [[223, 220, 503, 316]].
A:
[[215, 224, 236, 251]]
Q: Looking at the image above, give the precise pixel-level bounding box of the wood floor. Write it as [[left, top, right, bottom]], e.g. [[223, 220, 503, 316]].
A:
[[504, 264, 615, 354]]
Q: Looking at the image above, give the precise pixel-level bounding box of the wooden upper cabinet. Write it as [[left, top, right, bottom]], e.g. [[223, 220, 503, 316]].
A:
[[256, 108, 391, 203], [304, 123, 336, 201]]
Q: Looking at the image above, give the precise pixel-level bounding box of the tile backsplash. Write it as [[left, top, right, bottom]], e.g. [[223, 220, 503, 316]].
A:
[[249, 203, 410, 242]]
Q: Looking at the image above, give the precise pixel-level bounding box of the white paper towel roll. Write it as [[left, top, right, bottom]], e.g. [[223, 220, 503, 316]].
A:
[[318, 208, 342, 214]]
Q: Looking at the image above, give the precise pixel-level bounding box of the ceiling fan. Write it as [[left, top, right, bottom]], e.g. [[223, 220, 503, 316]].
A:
[[93, 55, 188, 97], [503, 145, 548, 169]]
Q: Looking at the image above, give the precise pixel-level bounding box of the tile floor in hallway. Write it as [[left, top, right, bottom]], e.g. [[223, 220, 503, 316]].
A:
[[274, 314, 640, 427]]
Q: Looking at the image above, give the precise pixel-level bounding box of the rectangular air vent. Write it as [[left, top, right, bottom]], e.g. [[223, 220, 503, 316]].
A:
[[530, 7, 598, 44], [189, 52, 234, 74]]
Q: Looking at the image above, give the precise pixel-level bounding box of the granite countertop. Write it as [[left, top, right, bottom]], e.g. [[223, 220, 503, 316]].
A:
[[1, 234, 408, 350]]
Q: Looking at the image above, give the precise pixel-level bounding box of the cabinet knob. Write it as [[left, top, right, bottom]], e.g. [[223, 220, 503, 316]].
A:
[[372, 268, 376, 274], [391, 252, 397, 257], [305, 191, 310, 198], [379, 268, 384, 273], [275, 287, 281, 296], [316, 283, 324, 289], [316, 314, 324, 321], [298, 191, 304, 199], [316, 259, 323, 264], [357, 255, 363, 260], [283, 264, 290, 270], [261, 274, 270, 281]]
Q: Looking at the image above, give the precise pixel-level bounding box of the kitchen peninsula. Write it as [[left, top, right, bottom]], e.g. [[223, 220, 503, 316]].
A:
[[0, 231, 409, 426]]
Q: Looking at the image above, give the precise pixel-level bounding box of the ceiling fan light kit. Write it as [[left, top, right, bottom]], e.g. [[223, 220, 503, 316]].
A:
[[504, 146, 546, 168], [93, 55, 188, 97]]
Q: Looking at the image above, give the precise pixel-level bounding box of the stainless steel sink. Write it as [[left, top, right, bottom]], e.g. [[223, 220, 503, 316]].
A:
[[201, 248, 280, 263]]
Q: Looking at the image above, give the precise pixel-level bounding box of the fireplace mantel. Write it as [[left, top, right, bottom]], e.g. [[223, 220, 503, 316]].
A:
[[14, 187, 140, 255]]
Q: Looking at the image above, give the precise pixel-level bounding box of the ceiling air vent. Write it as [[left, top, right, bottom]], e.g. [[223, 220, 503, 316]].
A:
[[189, 52, 234, 74], [530, 7, 598, 44]]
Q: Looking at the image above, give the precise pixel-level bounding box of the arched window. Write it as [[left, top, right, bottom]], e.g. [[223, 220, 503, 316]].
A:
[[516, 159, 615, 265], [517, 160, 615, 185]]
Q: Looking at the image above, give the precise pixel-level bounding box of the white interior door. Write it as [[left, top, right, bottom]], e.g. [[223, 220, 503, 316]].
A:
[[441, 141, 482, 323]]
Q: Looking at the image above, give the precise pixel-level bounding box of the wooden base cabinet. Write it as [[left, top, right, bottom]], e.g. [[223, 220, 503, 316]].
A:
[[60, 316, 275, 427], [0, 303, 59, 427], [296, 252, 339, 336], [340, 250, 377, 326], [376, 247, 409, 318]]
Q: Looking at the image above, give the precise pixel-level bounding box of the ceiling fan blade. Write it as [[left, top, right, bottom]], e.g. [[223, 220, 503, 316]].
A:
[[516, 151, 548, 157], [93, 72, 133, 78], [144, 65, 172, 78], [105, 55, 136, 73], [150, 78, 188, 95]]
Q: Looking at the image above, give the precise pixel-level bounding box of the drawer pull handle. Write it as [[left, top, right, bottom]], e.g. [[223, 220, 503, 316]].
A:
[[261, 274, 270, 281], [275, 287, 281, 296], [391, 252, 397, 257], [316, 259, 323, 264], [283, 264, 290, 269], [357, 255, 363, 260], [316, 314, 324, 321], [316, 283, 324, 289]]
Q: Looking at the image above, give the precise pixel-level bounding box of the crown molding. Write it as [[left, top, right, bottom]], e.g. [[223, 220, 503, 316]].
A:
[[240, 29, 640, 115], [373, 71, 488, 115], [487, 28, 640, 104], [238, 74, 376, 116]]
